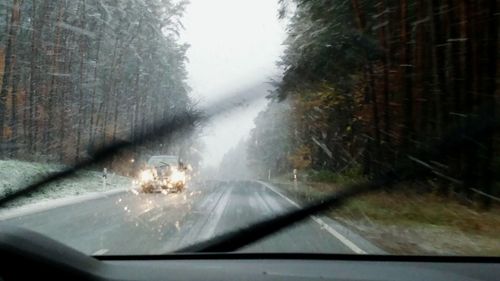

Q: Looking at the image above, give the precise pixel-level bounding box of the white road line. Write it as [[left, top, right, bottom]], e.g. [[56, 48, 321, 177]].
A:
[[309, 216, 366, 254], [260, 182, 300, 208], [258, 181, 367, 254], [254, 190, 275, 215], [0, 188, 128, 221], [92, 248, 109, 255], [201, 187, 232, 241], [148, 212, 163, 222], [139, 207, 154, 216]]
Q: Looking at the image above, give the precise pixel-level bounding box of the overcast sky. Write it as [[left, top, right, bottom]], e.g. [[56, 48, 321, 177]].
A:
[[180, 0, 287, 167]]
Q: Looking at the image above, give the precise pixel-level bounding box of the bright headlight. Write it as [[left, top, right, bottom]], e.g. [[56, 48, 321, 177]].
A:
[[139, 169, 154, 182], [170, 168, 185, 183]]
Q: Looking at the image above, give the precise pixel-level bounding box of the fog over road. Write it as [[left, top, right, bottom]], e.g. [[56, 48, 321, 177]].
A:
[[3, 181, 381, 255]]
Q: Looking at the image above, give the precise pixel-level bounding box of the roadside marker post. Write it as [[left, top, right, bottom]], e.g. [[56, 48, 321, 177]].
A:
[[103, 168, 108, 189]]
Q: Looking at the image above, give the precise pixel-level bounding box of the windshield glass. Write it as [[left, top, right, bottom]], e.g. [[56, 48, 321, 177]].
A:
[[0, 0, 498, 256]]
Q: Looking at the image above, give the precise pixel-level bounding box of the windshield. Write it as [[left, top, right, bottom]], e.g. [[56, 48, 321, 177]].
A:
[[0, 0, 498, 256]]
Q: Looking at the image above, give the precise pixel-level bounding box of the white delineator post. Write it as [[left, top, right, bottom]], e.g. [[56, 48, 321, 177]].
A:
[[293, 169, 298, 191], [103, 168, 107, 189]]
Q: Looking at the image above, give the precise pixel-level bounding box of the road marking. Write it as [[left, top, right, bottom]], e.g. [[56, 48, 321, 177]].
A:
[[258, 181, 300, 208], [139, 207, 154, 216], [92, 248, 109, 255], [148, 212, 163, 222], [0, 188, 128, 221], [258, 181, 367, 254], [201, 187, 232, 241], [309, 216, 366, 254], [254, 190, 274, 215]]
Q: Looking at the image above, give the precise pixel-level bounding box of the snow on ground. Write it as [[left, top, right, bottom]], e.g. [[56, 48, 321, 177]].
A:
[[0, 160, 132, 209]]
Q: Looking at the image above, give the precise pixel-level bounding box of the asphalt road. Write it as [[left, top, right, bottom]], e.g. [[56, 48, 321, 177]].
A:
[[3, 181, 380, 255]]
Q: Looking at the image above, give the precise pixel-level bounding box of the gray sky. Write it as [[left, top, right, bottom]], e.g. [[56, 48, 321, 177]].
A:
[[180, 0, 286, 167]]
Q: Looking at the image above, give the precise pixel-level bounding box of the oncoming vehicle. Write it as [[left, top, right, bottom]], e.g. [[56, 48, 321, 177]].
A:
[[138, 155, 190, 193]]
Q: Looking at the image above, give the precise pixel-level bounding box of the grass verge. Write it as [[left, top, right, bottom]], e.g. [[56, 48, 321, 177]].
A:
[[271, 179, 500, 256]]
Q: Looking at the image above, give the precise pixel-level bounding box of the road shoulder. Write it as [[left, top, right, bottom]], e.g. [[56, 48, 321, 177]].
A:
[[0, 188, 130, 220], [257, 180, 384, 254]]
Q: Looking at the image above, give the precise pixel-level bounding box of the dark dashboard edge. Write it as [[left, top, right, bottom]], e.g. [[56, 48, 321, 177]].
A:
[[94, 253, 500, 263]]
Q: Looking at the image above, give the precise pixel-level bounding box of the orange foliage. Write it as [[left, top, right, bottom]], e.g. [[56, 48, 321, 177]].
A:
[[288, 145, 312, 170]]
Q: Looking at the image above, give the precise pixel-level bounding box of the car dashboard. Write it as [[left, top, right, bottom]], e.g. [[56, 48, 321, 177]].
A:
[[96, 255, 499, 281], [0, 226, 498, 281]]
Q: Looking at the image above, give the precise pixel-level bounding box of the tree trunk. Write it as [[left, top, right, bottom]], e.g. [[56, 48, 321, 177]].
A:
[[9, 49, 20, 157], [45, 0, 64, 155], [75, 0, 87, 161], [379, 0, 391, 149], [351, 0, 366, 31], [430, 0, 448, 138], [59, 31, 72, 162], [479, 0, 497, 209], [111, 86, 120, 142], [0, 0, 21, 156], [28, 1, 37, 153], [100, 37, 120, 147], [400, 0, 414, 151], [131, 64, 141, 141], [88, 23, 103, 152], [419, 0, 433, 145], [29, 0, 49, 155], [368, 64, 381, 169], [459, 0, 477, 201]]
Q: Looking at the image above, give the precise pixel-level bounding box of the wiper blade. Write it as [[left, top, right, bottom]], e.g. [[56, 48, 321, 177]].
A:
[[176, 115, 497, 252]]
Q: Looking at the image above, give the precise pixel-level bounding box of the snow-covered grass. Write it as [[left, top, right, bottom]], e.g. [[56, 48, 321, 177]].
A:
[[0, 160, 132, 208]]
